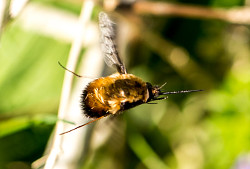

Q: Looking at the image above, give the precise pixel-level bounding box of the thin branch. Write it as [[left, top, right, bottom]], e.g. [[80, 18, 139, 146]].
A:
[[0, 0, 10, 34], [43, 0, 95, 169], [0, 0, 29, 32], [133, 1, 250, 24]]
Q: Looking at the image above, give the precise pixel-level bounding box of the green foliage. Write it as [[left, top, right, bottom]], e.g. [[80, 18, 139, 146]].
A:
[[0, 23, 70, 167], [1, 0, 250, 169]]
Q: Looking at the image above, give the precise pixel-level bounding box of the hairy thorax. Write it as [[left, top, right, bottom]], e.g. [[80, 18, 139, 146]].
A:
[[81, 73, 149, 118]]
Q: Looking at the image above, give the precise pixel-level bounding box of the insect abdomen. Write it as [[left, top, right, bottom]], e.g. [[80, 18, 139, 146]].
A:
[[81, 74, 149, 118]]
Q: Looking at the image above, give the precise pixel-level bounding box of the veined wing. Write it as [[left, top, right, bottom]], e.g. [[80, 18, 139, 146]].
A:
[[99, 12, 127, 74]]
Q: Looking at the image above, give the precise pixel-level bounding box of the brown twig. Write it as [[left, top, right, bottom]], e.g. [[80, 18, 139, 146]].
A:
[[133, 1, 250, 24]]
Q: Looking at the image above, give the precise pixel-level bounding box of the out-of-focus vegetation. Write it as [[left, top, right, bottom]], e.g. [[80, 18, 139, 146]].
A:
[[0, 21, 70, 168], [0, 0, 250, 169]]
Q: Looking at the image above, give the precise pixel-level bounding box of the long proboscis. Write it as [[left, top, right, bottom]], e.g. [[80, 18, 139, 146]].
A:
[[60, 116, 105, 135], [160, 89, 203, 95]]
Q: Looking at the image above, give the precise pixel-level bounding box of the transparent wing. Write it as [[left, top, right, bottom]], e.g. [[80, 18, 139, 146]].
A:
[[99, 12, 127, 74]]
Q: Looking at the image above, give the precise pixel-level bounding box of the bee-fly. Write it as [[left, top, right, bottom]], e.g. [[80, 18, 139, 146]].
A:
[[59, 12, 202, 135]]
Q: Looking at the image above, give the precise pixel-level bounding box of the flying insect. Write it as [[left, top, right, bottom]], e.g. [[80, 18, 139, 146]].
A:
[[60, 12, 202, 135]]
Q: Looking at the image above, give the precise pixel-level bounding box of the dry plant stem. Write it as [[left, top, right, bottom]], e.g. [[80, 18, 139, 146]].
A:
[[0, 0, 9, 32], [9, 0, 29, 18], [133, 1, 250, 24], [44, 0, 95, 169], [0, 0, 29, 32]]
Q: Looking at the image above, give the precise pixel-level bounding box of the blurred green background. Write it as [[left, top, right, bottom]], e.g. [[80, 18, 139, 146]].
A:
[[0, 0, 250, 169]]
